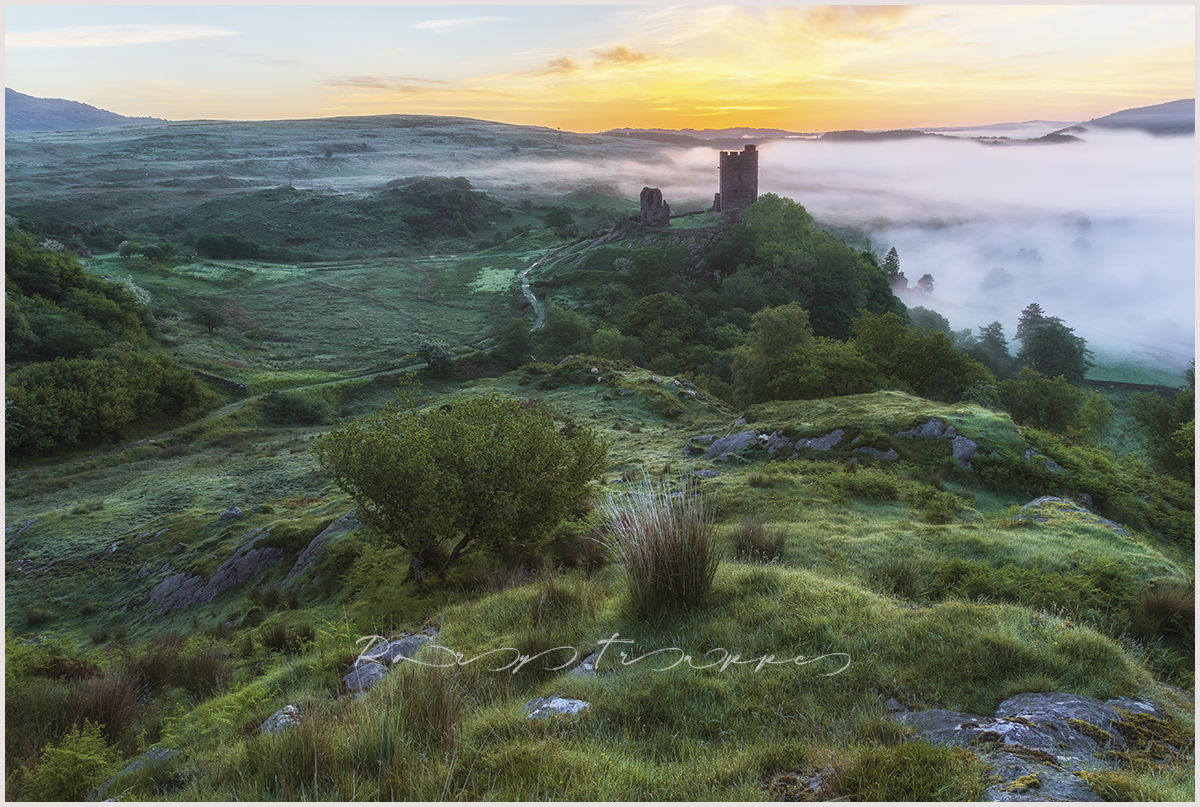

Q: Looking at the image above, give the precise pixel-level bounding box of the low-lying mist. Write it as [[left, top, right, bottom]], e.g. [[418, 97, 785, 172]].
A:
[[475, 129, 1194, 377]]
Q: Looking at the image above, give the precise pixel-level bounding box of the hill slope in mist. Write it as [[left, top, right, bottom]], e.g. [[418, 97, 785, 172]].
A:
[[5, 87, 165, 132]]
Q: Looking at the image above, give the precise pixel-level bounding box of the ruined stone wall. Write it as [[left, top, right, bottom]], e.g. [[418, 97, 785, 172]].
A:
[[716, 144, 758, 212], [639, 186, 670, 227]]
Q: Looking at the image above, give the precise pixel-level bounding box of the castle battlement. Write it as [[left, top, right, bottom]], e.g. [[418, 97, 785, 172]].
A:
[[714, 144, 758, 213]]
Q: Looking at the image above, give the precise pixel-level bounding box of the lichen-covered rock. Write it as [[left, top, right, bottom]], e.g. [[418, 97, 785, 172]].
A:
[[342, 661, 388, 693], [356, 633, 434, 666], [261, 705, 302, 734], [149, 528, 285, 614], [793, 429, 845, 452], [951, 435, 978, 466], [522, 694, 590, 720], [705, 430, 758, 460], [895, 418, 950, 438], [853, 446, 899, 461]]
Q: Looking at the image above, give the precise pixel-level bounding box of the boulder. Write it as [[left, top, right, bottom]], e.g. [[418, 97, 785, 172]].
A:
[[793, 429, 845, 452], [261, 704, 302, 734], [87, 747, 180, 801], [951, 435, 978, 466], [521, 694, 590, 720], [705, 430, 758, 460], [342, 661, 389, 693], [148, 528, 285, 614], [853, 446, 898, 461], [356, 633, 434, 667], [218, 506, 244, 520]]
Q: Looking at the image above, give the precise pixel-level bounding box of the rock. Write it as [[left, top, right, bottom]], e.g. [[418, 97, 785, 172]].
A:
[[343, 661, 389, 693], [5, 518, 38, 546], [169, 542, 186, 555], [1105, 696, 1166, 719], [995, 692, 1125, 751], [148, 528, 285, 614], [356, 633, 434, 667], [981, 751, 1098, 802], [694, 469, 722, 478], [260, 705, 302, 734], [705, 430, 758, 460], [1010, 496, 1131, 537], [895, 418, 949, 438], [521, 694, 590, 720], [87, 747, 180, 800], [762, 431, 792, 454], [218, 506, 244, 520], [286, 509, 362, 580], [951, 435, 978, 466], [567, 651, 600, 677], [138, 564, 150, 579], [1078, 493, 1095, 510], [1043, 459, 1065, 474], [853, 447, 899, 461], [794, 429, 845, 452]]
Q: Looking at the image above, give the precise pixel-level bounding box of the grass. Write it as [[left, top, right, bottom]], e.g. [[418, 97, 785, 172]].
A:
[[597, 474, 720, 621]]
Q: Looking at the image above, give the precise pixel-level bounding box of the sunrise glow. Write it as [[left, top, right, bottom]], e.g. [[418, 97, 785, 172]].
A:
[[4, 4, 1194, 131]]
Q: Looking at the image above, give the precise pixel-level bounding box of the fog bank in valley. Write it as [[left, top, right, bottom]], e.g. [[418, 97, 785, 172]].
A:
[[480, 128, 1193, 377]]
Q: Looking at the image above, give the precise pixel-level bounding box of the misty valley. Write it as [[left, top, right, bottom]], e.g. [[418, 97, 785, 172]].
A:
[[4, 105, 1195, 801]]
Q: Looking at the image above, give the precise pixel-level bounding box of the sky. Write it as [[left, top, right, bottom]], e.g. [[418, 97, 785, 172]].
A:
[[3, 3, 1195, 132]]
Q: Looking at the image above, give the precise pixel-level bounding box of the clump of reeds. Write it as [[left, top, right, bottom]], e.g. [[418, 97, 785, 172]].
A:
[[598, 474, 719, 620], [731, 516, 788, 563]]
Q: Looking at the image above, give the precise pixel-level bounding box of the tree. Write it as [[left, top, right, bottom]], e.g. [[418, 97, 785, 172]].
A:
[[413, 332, 453, 372], [1130, 363, 1194, 481], [191, 304, 229, 335], [1015, 302, 1046, 343], [999, 368, 1112, 442], [730, 303, 815, 403], [971, 321, 1018, 379], [1015, 315, 1093, 383], [312, 393, 608, 583], [916, 274, 934, 295], [882, 247, 900, 283], [544, 208, 575, 231]]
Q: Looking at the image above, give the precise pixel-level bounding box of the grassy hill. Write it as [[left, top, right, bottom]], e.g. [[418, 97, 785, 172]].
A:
[[4, 116, 1193, 800]]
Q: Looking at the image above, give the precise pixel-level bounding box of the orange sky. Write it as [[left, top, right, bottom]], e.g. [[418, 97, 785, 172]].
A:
[[5, 4, 1195, 130]]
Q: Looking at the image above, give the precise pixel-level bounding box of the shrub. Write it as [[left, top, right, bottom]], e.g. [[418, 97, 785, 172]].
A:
[[20, 719, 119, 801], [598, 475, 719, 620], [261, 391, 332, 426], [73, 673, 142, 747], [1129, 580, 1195, 643], [313, 392, 607, 583], [731, 516, 788, 562]]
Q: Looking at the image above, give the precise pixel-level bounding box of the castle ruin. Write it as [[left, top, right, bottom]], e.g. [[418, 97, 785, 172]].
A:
[[639, 186, 670, 227], [713, 144, 758, 213]]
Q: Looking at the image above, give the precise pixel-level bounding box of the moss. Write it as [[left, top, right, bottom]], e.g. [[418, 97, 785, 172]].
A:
[[972, 741, 1060, 767], [1111, 708, 1194, 764], [1000, 773, 1041, 793], [1067, 717, 1116, 747], [1079, 769, 1165, 801]]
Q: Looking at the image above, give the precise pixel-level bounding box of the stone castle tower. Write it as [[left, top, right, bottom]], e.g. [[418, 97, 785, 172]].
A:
[[639, 186, 670, 227], [713, 144, 758, 213]]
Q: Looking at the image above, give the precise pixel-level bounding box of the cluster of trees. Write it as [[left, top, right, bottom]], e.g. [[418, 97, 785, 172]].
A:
[[5, 230, 209, 457]]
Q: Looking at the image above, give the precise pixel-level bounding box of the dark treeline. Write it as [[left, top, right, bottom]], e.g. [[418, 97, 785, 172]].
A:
[[5, 230, 210, 457]]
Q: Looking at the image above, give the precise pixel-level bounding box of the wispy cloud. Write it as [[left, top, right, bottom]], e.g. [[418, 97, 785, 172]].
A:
[[326, 75, 452, 93], [590, 46, 656, 67], [414, 17, 507, 32], [6, 24, 236, 48]]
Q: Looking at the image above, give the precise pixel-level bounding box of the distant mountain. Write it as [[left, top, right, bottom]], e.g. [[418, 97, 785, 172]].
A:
[[1079, 99, 1194, 136], [5, 88, 165, 132]]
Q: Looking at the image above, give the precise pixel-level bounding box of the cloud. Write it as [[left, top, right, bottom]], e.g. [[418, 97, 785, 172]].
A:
[[590, 46, 656, 67], [528, 57, 581, 77], [5, 24, 236, 48], [413, 17, 507, 32], [326, 76, 451, 92]]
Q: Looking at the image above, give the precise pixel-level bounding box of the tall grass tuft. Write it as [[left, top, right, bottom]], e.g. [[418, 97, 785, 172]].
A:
[[1129, 580, 1195, 642], [598, 474, 719, 621], [731, 516, 788, 562]]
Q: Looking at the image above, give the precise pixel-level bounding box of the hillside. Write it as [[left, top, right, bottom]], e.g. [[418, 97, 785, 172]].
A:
[[4, 87, 165, 132], [4, 108, 1194, 800]]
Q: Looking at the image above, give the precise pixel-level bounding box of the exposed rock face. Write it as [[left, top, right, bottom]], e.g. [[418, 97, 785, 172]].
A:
[[148, 528, 285, 614], [286, 508, 362, 580], [894, 691, 1180, 801], [704, 430, 758, 460]]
